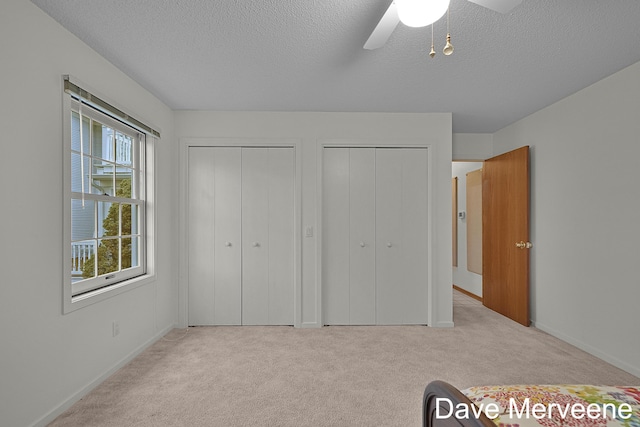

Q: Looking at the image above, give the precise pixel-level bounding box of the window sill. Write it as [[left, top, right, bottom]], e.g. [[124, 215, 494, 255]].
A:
[[64, 274, 155, 314]]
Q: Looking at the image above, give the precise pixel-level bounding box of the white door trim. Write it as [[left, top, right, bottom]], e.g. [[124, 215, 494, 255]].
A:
[[178, 138, 303, 328]]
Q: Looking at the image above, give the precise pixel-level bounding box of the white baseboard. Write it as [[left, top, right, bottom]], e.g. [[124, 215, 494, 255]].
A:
[[32, 323, 176, 427], [300, 321, 322, 328], [532, 321, 640, 378], [434, 321, 455, 328]]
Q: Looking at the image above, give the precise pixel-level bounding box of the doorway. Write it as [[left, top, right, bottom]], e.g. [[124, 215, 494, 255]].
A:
[[452, 146, 531, 326], [452, 161, 484, 300]]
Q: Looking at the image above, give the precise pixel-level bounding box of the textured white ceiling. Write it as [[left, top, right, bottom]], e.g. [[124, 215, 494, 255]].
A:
[[31, 0, 640, 133]]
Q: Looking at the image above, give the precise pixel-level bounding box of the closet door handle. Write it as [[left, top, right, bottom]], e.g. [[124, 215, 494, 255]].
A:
[[359, 242, 366, 248], [225, 241, 232, 247], [386, 242, 393, 248], [252, 242, 260, 248]]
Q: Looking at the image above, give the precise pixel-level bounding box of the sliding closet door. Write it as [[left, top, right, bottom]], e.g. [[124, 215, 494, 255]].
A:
[[188, 147, 214, 325], [375, 149, 405, 324], [266, 148, 296, 325], [242, 147, 295, 325], [323, 148, 351, 324], [188, 147, 242, 325], [375, 148, 429, 324], [399, 149, 429, 324], [188, 146, 294, 326], [324, 147, 429, 325], [348, 148, 376, 324], [212, 148, 243, 324], [323, 148, 377, 325]]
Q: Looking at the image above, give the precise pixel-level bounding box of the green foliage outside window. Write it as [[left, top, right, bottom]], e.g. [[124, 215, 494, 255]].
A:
[[82, 179, 132, 278]]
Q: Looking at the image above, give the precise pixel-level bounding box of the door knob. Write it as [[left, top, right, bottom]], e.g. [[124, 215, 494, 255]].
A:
[[515, 241, 533, 249], [386, 242, 392, 248], [359, 242, 366, 247], [225, 242, 232, 247], [252, 242, 260, 248]]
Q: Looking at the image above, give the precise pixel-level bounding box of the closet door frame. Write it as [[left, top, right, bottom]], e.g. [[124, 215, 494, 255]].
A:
[[178, 138, 303, 328], [317, 140, 435, 326]]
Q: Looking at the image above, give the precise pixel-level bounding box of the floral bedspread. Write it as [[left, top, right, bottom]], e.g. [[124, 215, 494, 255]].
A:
[[462, 385, 640, 427]]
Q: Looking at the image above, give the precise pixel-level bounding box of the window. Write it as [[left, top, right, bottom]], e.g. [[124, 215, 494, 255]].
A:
[[63, 77, 158, 311]]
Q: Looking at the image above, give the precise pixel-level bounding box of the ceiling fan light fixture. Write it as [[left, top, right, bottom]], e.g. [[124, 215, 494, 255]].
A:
[[395, 0, 450, 28]]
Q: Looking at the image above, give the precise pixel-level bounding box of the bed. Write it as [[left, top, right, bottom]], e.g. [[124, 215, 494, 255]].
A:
[[423, 381, 640, 427]]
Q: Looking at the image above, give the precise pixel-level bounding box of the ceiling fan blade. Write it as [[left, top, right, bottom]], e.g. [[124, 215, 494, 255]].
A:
[[363, 2, 400, 50], [467, 0, 522, 14]]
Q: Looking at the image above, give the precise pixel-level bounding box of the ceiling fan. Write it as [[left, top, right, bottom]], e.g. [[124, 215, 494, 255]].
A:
[[363, 0, 523, 50]]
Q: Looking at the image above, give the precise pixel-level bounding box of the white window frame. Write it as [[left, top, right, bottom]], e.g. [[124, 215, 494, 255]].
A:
[[62, 77, 157, 313]]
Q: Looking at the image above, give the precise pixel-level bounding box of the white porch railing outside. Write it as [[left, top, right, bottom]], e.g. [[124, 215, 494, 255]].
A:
[[71, 241, 96, 279]]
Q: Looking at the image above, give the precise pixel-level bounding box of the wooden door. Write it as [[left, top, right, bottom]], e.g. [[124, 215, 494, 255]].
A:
[[482, 146, 530, 326]]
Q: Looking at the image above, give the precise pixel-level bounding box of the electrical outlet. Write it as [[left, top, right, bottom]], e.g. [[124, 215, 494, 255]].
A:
[[112, 321, 120, 337]]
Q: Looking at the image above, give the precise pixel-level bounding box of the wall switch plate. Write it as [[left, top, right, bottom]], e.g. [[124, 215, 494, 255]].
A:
[[305, 226, 313, 237], [112, 321, 120, 337]]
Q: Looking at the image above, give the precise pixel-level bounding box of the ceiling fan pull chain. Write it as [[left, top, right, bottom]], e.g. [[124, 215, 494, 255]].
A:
[[430, 24, 436, 58], [443, 6, 454, 56]]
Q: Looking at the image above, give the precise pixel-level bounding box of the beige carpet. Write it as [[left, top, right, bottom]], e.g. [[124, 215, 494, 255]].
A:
[[49, 293, 639, 426]]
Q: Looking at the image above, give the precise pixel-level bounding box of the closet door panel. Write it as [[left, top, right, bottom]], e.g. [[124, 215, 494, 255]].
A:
[[323, 148, 350, 324], [349, 148, 376, 325], [212, 147, 243, 325], [188, 147, 242, 326], [400, 149, 429, 324], [267, 148, 295, 325], [242, 148, 270, 325], [324, 146, 429, 326], [188, 148, 216, 325], [375, 149, 405, 325]]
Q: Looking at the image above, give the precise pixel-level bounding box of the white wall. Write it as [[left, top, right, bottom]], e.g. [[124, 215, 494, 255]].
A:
[[493, 60, 640, 377], [0, 1, 177, 426], [452, 133, 493, 161], [452, 162, 484, 297], [175, 111, 454, 328]]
